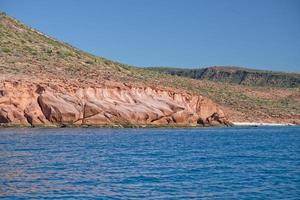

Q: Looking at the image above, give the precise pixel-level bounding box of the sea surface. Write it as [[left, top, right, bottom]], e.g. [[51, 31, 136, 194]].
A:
[[0, 127, 299, 199]]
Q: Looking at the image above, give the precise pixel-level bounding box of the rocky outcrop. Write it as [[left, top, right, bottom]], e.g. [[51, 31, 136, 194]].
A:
[[0, 81, 231, 127], [148, 67, 300, 88]]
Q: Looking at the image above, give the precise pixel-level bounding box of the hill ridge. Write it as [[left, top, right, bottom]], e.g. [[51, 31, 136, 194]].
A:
[[0, 12, 299, 125], [147, 66, 300, 88]]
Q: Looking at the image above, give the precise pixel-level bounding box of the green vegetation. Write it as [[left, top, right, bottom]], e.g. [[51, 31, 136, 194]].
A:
[[147, 66, 300, 88], [0, 12, 299, 123]]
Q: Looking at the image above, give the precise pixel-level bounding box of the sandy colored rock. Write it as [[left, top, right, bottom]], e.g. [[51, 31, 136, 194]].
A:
[[24, 101, 50, 126], [0, 80, 230, 127], [0, 106, 29, 125], [38, 92, 81, 123]]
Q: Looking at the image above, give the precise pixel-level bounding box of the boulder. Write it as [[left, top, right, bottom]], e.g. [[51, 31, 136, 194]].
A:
[[37, 92, 81, 124]]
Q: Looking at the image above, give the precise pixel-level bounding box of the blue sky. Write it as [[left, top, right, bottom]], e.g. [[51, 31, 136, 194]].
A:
[[1, 0, 300, 71]]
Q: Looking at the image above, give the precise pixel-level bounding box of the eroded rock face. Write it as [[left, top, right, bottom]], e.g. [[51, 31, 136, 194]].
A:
[[0, 81, 231, 127], [38, 92, 82, 124]]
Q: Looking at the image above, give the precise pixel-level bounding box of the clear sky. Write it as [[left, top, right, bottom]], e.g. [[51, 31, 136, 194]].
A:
[[1, 0, 300, 71]]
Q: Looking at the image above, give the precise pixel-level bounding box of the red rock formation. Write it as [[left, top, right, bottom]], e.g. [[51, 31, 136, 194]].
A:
[[0, 81, 231, 127]]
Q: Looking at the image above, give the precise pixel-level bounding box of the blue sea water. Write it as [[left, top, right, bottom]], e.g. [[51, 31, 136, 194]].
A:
[[0, 127, 299, 199]]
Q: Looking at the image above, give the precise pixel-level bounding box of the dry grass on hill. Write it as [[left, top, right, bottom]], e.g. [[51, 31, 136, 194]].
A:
[[0, 12, 299, 124]]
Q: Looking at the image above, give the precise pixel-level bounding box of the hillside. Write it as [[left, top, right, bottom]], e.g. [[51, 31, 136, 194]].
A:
[[0, 12, 299, 126], [147, 66, 300, 88], [0, 12, 230, 127]]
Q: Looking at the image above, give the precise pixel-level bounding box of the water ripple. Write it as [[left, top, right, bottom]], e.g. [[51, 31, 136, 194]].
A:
[[0, 127, 299, 199]]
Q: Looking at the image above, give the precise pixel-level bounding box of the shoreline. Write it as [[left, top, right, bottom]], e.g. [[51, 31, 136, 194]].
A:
[[232, 122, 296, 126], [0, 122, 298, 128]]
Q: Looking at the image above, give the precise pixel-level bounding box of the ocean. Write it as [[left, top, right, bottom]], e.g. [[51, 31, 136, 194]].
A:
[[0, 127, 299, 199]]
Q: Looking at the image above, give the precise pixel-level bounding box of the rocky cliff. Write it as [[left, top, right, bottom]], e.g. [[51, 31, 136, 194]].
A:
[[0, 79, 230, 127], [1, 12, 299, 126], [148, 66, 300, 88]]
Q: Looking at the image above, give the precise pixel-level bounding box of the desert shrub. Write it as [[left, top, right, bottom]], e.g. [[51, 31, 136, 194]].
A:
[[56, 48, 72, 58], [85, 60, 94, 65], [44, 47, 53, 54], [23, 46, 38, 55], [1, 47, 10, 53]]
